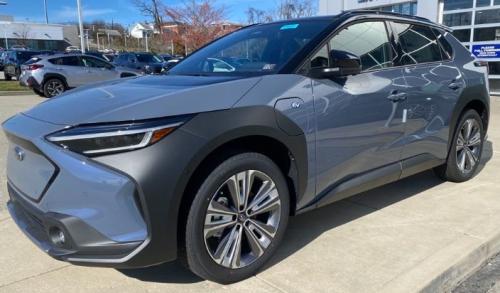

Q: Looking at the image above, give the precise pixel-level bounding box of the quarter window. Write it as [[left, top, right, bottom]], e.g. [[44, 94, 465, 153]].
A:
[[392, 22, 443, 65], [329, 21, 393, 71], [433, 29, 454, 60]]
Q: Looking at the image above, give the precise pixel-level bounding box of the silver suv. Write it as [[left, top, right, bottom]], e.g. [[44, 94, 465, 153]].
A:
[[19, 54, 140, 98]]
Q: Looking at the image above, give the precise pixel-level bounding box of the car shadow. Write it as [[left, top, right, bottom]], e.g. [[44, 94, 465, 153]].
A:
[[118, 140, 494, 284]]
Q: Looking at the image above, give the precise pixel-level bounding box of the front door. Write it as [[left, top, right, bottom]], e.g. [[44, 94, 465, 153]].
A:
[[310, 20, 408, 205]]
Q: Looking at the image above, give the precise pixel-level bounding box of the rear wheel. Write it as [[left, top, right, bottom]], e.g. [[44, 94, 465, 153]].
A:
[[43, 78, 66, 98], [4, 73, 11, 81], [185, 152, 289, 284], [434, 109, 484, 182]]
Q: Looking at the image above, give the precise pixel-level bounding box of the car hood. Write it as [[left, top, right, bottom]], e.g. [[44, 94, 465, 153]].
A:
[[24, 75, 262, 126]]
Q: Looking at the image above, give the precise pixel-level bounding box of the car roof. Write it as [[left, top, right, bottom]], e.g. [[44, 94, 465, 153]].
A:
[[253, 11, 450, 32]]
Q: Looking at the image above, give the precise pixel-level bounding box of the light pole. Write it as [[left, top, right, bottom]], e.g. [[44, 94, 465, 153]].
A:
[[96, 32, 103, 51], [1, 1, 7, 49], [77, 0, 85, 53], [43, 0, 48, 24]]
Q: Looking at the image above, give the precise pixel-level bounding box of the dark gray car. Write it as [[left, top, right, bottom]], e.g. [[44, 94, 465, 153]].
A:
[[2, 11, 490, 284], [113, 52, 165, 74]]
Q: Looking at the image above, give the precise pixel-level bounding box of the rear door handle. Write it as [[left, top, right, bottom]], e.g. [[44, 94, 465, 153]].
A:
[[387, 92, 407, 102]]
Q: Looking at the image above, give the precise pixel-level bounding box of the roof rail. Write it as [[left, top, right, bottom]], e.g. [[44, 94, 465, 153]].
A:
[[342, 10, 432, 22], [340, 10, 451, 31]]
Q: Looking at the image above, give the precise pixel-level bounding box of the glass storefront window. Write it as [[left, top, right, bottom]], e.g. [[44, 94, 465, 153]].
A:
[[374, 2, 417, 16], [495, 0, 500, 5], [475, 9, 500, 24], [444, 0, 473, 11], [477, 0, 491, 7], [443, 12, 472, 26], [474, 27, 500, 41], [452, 29, 472, 42], [488, 61, 500, 75]]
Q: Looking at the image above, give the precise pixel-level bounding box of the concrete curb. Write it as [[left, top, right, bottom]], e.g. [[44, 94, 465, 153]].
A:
[[0, 91, 33, 96], [422, 231, 500, 293]]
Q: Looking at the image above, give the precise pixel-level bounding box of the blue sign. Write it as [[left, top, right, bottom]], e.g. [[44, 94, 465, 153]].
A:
[[472, 44, 500, 58]]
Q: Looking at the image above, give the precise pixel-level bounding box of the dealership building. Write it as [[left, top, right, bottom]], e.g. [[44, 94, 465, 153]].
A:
[[319, 0, 500, 93]]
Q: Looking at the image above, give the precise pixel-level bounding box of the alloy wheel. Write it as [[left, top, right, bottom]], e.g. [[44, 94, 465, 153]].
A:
[[203, 170, 281, 269], [456, 118, 482, 174], [46, 80, 65, 97]]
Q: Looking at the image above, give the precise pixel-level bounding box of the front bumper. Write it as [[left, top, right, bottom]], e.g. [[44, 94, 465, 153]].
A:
[[2, 113, 209, 268]]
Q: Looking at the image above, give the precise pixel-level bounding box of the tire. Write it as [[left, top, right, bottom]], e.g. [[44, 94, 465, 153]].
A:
[[185, 152, 290, 284], [43, 78, 66, 98], [4, 73, 12, 81], [434, 109, 484, 182]]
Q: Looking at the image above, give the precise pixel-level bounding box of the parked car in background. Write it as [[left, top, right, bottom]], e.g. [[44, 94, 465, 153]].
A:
[[0, 51, 8, 71], [2, 12, 490, 283], [65, 46, 80, 53], [19, 54, 140, 97], [163, 56, 184, 71], [113, 52, 165, 74], [159, 54, 173, 62], [84, 51, 113, 62], [3, 50, 44, 80]]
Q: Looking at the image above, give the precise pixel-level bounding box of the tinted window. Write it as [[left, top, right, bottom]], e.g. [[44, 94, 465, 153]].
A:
[[329, 21, 393, 71], [82, 56, 110, 68], [475, 9, 500, 25], [169, 20, 331, 76], [443, 0, 473, 11], [135, 53, 162, 63], [452, 29, 471, 42], [433, 29, 454, 60], [392, 22, 442, 65], [474, 27, 500, 41], [17, 51, 41, 63], [443, 12, 472, 27]]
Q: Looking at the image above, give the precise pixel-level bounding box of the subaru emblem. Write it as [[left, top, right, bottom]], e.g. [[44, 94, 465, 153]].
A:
[[14, 146, 25, 162]]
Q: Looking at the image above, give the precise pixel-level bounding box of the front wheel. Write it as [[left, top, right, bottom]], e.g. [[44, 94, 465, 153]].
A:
[[185, 153, 290, 284], [434, 109, 485, 182]]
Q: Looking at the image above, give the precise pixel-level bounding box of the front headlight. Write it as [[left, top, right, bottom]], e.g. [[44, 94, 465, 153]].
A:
[[46, 116, 190, 156]]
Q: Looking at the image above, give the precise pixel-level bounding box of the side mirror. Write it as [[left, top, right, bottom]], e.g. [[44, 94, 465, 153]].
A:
[[310, 50, 361, 79]]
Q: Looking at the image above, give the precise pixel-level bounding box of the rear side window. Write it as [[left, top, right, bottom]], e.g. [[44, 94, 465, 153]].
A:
[[392, 22, 443, 65], [49, 56, 81, 66], [329, 21, 393, 71], [433, 29, 454, 60]]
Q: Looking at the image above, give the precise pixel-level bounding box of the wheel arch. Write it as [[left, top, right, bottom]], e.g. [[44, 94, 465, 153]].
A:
[[42, 73, 69, 88], [175, 107, 309, 252]]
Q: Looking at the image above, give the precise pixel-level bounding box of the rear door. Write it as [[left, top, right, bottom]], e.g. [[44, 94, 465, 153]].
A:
[[390, 22, 463, 174], [310, 20, 408, 205]]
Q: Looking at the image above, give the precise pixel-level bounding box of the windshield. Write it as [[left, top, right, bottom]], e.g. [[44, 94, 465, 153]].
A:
[[136, 53, 162, 63], [169, 20, 330, 76]]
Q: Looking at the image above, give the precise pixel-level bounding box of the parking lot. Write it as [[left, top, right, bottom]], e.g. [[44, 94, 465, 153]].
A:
[[0, 94, 499, 293]]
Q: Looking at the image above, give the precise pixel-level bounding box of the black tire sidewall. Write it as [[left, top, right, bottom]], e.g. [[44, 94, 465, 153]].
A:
[[186, 153, 290, 284], [446, 109, 484, 181], [43, 78, 65, 98]]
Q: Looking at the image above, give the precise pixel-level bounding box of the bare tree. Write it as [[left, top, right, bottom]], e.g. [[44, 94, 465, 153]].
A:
[[133, 0, 164, 33], [276, 0, 316, 20], [164, 0, 229, 54], [246, 7, 272, 24], [247, 0, 316, 24], [16, 24, 31, 47]]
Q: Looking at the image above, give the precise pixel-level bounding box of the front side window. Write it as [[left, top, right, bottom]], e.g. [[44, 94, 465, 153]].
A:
[[169, 20, 331, 76], [329, 21, 393, 71], [82, 56, 109, 68], [392, 22, 443, 65]]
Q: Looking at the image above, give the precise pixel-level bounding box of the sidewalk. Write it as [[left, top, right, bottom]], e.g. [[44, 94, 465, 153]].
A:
[[0, 95, 499, 293]]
